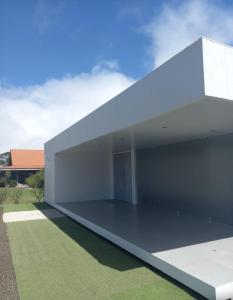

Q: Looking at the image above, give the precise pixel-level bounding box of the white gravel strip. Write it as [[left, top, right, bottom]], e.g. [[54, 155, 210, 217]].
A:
[[3, 209, 64, 223]]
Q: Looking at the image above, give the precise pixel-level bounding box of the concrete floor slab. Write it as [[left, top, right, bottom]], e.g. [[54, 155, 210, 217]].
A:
[[52, 200, 233, 300], [3, 209, 64, 223]]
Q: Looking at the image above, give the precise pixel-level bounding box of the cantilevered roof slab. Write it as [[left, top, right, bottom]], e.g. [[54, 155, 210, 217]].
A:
[[61, 97, 233, 155], [46, 38, 233, 155]]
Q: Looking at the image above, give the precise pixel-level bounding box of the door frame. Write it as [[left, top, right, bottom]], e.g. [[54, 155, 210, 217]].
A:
[[112, 149, 137, 205]]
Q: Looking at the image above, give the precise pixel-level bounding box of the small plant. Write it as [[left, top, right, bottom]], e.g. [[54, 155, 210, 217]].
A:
[[0, 189, 7, 204], [26, 170, 44, 202], [8, 188, 23, 204], [33, 188, 44, 202]]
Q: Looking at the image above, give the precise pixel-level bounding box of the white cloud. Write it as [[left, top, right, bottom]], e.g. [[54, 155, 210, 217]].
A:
[[146, 0, 233, 68], [3, 0, 233, 154], [0, 62, 134, 153]]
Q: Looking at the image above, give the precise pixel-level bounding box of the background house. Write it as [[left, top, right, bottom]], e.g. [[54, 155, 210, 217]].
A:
[[0, 149, 44, 184]]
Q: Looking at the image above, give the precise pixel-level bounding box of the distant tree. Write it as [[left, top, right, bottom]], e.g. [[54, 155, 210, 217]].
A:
[[5, 170, 12, 187], [0, 177, 6, 188], [26, 170, 44, 202], [0, 152, 10, 166]]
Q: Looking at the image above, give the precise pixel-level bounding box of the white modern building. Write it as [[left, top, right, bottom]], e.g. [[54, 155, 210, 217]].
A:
[[45, 38, 233, 300]]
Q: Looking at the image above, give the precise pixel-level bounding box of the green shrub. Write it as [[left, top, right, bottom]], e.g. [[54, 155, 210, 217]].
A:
[[0, 177, 6, 188], [5, 170, 11, 187], [8, 188, 23, 204], [0, 171, 13, 187], [0, 189, 7, 204], [26, 170, 44, 202], [33, 188, 44, 202], [8, 179, 17, 188]]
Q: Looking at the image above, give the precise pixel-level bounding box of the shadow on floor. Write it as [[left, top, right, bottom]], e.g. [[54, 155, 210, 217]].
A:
[[34, 202, 205, 299]]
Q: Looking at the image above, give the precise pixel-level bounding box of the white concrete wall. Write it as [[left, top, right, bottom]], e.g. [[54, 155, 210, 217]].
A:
[[54, 149, 112, 203], [45, 38, 205, 155], [45, 38, 207, 204], [203, 38, 233, 100], [44, 152, 55, 204], [137, 133, 233, 225], [45, 37, 233, 206]]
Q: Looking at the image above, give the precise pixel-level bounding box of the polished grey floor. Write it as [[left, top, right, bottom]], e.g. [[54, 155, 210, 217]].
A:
[[57, 199, 233, 295], [59, 199, 233, 252]]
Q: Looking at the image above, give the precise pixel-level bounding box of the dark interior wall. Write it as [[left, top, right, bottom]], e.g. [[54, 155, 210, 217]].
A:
[[137, 133, 233, 224]]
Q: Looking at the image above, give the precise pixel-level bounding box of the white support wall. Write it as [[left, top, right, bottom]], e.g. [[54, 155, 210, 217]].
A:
[[54, 149, 112, 203], [202, 38, 233, 100]]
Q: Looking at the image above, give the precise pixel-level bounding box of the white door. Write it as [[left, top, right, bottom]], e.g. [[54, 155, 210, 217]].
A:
[[113, 152, 132, 203]]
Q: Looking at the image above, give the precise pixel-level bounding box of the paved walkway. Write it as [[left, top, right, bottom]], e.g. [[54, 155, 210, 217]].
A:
[[0, 207, 19, 300], [3, 209, 64, 223]]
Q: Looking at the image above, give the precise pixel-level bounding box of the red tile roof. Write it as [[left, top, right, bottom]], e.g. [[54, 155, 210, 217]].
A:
[[3, 149, 44, 169]]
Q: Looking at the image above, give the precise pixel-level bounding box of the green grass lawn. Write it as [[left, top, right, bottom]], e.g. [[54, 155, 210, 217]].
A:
[[3, 202, 50, 213], [1, 188, 37, 203], [0, 187, 50, 212], [6, 210, 204, 300]]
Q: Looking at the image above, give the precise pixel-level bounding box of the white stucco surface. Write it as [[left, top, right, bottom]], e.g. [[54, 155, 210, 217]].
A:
[[45, 37, 233, 300], [203, 38, 233, 100]]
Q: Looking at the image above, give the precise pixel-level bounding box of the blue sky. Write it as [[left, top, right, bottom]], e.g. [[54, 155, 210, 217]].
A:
[[1, 0, 233, 152], [1, 0, 159, 86]]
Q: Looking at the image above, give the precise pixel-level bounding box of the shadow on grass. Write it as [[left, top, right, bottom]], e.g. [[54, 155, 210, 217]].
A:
[[31, 202, 52, 210], [33, 203, 206, 299]]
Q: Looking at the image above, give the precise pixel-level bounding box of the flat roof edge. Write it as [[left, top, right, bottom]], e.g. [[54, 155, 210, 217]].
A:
[[46, 38, 206, 154]]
